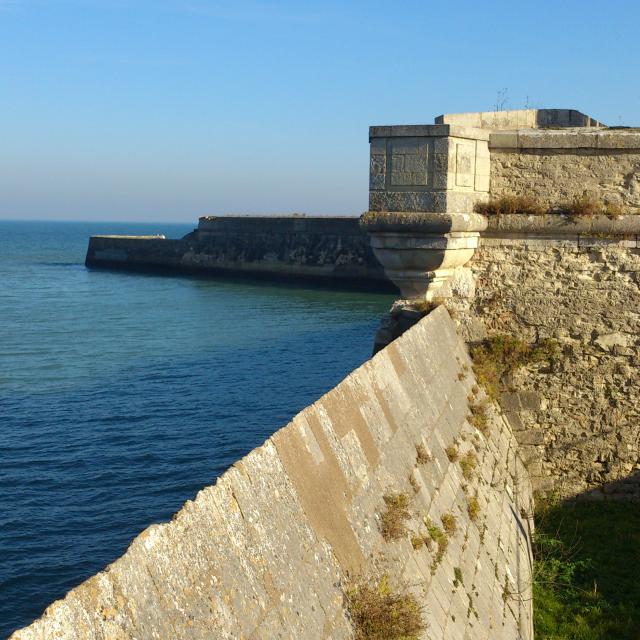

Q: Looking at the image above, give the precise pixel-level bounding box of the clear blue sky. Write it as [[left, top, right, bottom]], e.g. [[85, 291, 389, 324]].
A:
[[1, 0, 638, 222]]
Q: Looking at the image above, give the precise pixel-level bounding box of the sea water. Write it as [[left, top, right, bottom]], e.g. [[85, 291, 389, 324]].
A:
[[0, 220, 394, 637]]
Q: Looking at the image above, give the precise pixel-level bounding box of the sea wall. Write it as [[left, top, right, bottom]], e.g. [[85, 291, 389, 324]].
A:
[[85, 216, 393, 290], [489, 129, 640, 212], [12, 308, 533, 640]]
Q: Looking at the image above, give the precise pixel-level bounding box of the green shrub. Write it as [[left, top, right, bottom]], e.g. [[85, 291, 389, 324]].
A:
[[534, 499, 640, 640]]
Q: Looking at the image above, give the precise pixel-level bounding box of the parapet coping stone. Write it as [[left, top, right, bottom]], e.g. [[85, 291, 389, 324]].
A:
[[198, 215, 360, 221], [90, 235, 166, 240], [369, 124, 490, 142], [484, 213, 640, 235], [361, 212, 640, 236], [490, 128, 640, 150], [360, 211, 488, 233], [435, 108, 604, 129]]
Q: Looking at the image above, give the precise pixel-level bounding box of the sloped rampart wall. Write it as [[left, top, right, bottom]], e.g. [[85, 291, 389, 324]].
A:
[[12, 308, 533, 640]]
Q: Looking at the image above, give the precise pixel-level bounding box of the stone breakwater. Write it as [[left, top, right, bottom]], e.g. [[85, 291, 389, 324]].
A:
[[85, 216, 394, 291], [11, 308, 533, 640]]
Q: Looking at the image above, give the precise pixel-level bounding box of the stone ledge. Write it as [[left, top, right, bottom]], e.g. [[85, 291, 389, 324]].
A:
[[90, 234, 166, 240], [490, 128, 640, 151], [436, 109, 604, 130], [369, 124, 490, 142], [484, 214, 640, 236], [360, 211, 488, 234]]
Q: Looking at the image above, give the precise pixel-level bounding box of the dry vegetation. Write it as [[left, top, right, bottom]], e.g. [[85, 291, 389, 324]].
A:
[[470, 335, 559, 400], [445, 445, 459, 462], [475, 194, 624, 220], [415, 443, 431, 465], [468, 401, 489, 435], [441, 513, 457, 536], [380, 493, 411, 541], [459, 451, 478, 481], [474, 194, 545, 216], [467, 496, 480, 521], [346, 575, 425, 640]]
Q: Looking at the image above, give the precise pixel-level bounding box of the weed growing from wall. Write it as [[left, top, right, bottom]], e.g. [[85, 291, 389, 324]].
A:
[[470, 335, 559, 400], [380, 494, 410, 541], [346, 575, 425, 640]]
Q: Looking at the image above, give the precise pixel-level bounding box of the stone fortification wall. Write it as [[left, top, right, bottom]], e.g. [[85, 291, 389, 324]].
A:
[[452, 216, 640, 499], [86, 216, 392, 290], [489, 129, 640, 213], [12, 308, 533, 640]]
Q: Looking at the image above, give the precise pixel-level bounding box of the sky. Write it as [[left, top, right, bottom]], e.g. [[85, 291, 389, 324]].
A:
[[1, 0, 639, 222]]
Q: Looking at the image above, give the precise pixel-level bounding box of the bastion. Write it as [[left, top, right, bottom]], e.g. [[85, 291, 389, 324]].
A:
[[13, 107, 638, 638]]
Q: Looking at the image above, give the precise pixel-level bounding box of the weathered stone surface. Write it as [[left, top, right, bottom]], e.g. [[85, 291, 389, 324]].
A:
[[458, 239, 640, 498], [436, 108, 604, 130], [11, 308, 533, 640], [86, 216, 394, 290], [490, 148, 640, 214], [368, 127, 490, 214]]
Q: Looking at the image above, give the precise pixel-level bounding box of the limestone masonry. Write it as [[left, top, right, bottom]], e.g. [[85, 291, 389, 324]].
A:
[[12, 309, 534, 639], [85, 216, 392, 290], [20, 107, 637, 638], [363, 108, 640, 501]]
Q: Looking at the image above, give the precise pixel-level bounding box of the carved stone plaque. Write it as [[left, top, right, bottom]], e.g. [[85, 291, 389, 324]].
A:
[[390, 138, 429, 186]]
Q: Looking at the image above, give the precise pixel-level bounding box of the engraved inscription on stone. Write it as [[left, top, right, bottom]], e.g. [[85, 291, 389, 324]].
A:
[[390, 139, 429, 186], [455, 142, 476, 188]]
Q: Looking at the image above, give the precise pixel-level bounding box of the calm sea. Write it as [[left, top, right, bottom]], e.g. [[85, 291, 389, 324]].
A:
[[0, 220, 393, 638]]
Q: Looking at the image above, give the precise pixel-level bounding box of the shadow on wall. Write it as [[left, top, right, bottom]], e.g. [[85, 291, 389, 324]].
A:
[[576, 469, 640, 502], [533, 471, 640, 640]]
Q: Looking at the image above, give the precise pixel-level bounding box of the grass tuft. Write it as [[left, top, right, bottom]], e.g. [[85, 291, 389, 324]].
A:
[[445, 445, 459, 462], [475, 194, 624, 220], [415, 443, 431, 465], [346, 575, 425, 640], [470, 335, 560, 400], [380, 493, 410, 541], [441, 513, 457, 536], [467, 496, 480, 522], [533, 499, 640, 640], [469, 402, 489, 435], [474, 195, 546, 216], [557, 195, 624, 221], [425, 517, 449, 567], [459, 451, 478, 481]]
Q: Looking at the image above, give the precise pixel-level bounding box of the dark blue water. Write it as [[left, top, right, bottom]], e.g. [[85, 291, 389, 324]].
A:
[[0, 220, 393, 638]]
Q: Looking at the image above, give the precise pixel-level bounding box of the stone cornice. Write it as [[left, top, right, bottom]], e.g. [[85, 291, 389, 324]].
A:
[[369, 124, 490, 142], [360, 211, 488, 234], [483, 214, 640, 236]]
